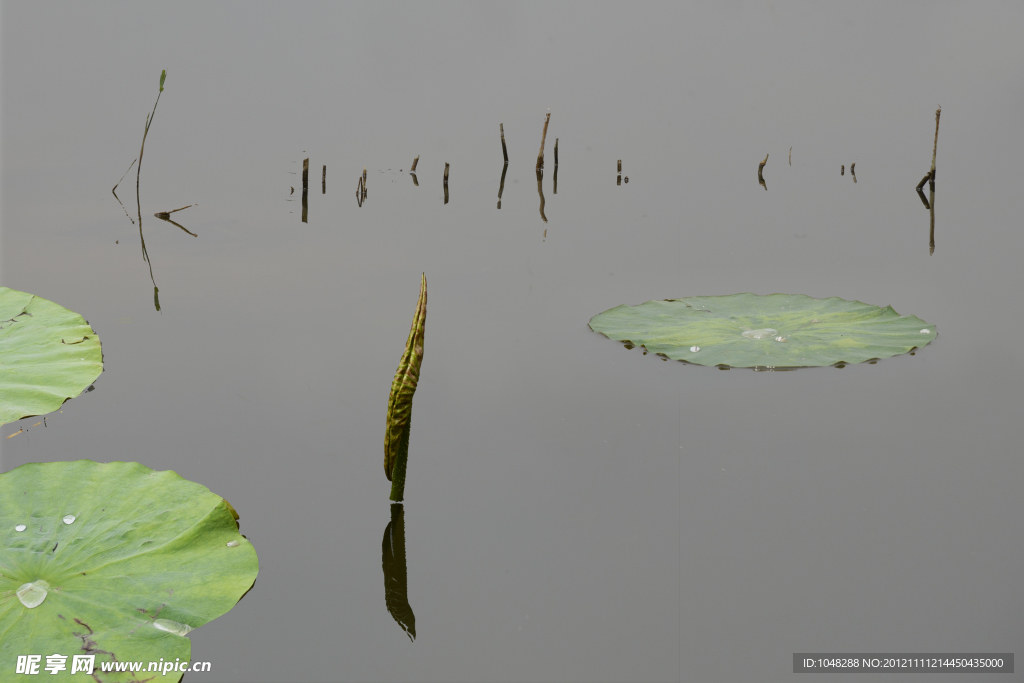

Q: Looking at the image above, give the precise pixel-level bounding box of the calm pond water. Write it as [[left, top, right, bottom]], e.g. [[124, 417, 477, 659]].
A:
[[3, 4, 1023, 682]]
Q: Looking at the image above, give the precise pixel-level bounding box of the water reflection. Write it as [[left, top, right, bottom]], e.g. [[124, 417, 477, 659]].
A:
[[496, 162, 508, 209], [113, 179, 196, 312], [409, 155, 419, 186], [553, 138, 559, 194], [536, 168, 547, 223], [302, 158, 309, 223], [382, 503, 416, 641], [915, 107, 941, 254], [757, 153, 768, 190], [443, 163, 449, 205]]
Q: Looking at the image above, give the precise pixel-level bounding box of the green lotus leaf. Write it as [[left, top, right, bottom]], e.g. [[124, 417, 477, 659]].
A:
[[0, 461, 258, 681], [589, 293, 936, 368], [0, 287, 103, 426]]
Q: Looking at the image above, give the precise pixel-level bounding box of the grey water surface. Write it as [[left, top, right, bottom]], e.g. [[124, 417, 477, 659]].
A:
[[2, 3, 1023, 682]]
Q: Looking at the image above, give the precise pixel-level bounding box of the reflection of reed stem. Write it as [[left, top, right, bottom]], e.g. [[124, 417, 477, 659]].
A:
[[536, 113, 550, 171], [322, 165, 326, 194], [930, 106, 940, 191], [410, 156, 419, 173], [536, 168, 547, 223], [841, 165, 845, 176], [443, 163, 449, 205], [758, 153, 768, 190], [500, 123, 508, 163], [929, 187, 935, 255], [789, 147, 792, 165], [302, 158, 309, 223], [554, 138, 559, 166], [497, 162, 507, 209]]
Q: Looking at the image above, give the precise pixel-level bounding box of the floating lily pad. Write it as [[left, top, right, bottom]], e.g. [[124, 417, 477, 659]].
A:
[[589, 293, 935, 368], [0, 287, 103, 426], [0, 461, 258, 681]]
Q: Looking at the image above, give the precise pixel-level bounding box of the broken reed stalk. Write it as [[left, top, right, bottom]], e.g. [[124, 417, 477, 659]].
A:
[[443, 163, 449, 204], [384, 274, 427, 502], [410, 156, 419, 173], [553, 162, 558, 195], [500, 124, 508, 164], [112, 159, 138, 224], [112, 159, 136, 197], [536, 113, 550, 171], [789, 147, 792, 165], [758, 153, 768, 190], [930, 106, 941, 191], [554, 138, 559, 166], [617, 159, 622, 174], [154, 205, 193, 217], [323, 165, 326, 194], [851, 162, 857, 183], [841, 165, 845, 176], [916, 172, 932, 192], [136, 70, 166, 232], [363, 167, 368, 191]]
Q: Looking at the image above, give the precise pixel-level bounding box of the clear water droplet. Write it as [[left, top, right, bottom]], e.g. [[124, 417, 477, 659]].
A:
[[62, 515, 76, 525], [17, 580, 50, 609], [153, 618, 193, 636], [920, 329, 929, 333], [741, 328, 777, 340], [690, 346, 700, 352], [15, 524, 26, 532], [226, 540, 240, 547]]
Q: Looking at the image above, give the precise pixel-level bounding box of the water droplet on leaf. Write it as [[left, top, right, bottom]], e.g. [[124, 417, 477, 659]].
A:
[[15, 524, 26, 532], [226, 540, 239, 547], [154, 619, 193, 636], [17, 580, 49, 609], [741, 328, 777, 340], [690, 346, 700, 352], [62, 515, 76, 525]]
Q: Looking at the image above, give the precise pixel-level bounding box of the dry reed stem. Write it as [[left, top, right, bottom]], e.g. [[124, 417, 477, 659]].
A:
[[536, 113, 550, 171]]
